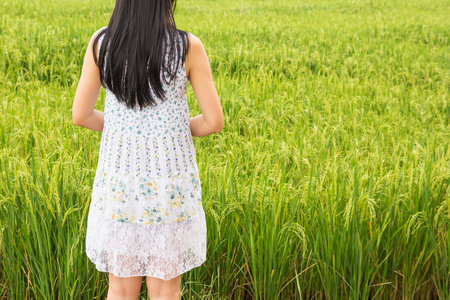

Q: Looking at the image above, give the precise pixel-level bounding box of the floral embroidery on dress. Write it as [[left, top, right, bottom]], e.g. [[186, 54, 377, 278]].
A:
[[140, 203, 165, 224], [138, 177, 159, 199], [175, 211, 189, 223], [93, 169, 201, 225], [167, 183, 185, 206], [111, 208, 136, 223], [190, 172, 200, 190]]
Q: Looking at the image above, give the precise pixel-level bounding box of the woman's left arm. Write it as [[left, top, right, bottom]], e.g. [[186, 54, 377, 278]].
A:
[[72, 30, 104, 132]]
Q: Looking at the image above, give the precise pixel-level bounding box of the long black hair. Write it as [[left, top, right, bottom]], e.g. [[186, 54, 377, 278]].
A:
[[92, 0, 189, 109]]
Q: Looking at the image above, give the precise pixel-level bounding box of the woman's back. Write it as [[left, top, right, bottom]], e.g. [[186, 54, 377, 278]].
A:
[[101, 36, 191, 138], [79, 29, 206, 281], [93, 31, 202, 225], [72, 0, 223, 291]]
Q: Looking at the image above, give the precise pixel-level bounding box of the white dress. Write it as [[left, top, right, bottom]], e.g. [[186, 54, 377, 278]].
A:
[[85, 30, 207, 280]]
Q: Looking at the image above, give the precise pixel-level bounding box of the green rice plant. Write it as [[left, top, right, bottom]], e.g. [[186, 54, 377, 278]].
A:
[[0, 0, 449, 298]]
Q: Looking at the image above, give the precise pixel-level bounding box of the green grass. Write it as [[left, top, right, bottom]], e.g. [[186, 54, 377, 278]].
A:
[[0, 0, 449, 299]]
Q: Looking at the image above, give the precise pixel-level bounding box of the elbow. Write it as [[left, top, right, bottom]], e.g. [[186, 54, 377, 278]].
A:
[[72, 111, 84, 127], [73, 118, 82, 127], [213, 118, 224, 133], [204, 114, 224, 134]]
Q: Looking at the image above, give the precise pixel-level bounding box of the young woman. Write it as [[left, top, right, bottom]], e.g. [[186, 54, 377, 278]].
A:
[[72, 0, 223, 298]]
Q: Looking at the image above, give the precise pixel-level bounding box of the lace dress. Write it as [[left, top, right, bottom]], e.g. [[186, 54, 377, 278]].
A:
[[85, 30, 207, 280]]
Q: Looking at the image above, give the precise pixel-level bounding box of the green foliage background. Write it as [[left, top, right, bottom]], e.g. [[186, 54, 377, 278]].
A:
[[0, 0, 449, 298]]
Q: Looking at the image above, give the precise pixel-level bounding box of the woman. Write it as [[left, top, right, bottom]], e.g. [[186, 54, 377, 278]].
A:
[[72, 0, 224, 298]]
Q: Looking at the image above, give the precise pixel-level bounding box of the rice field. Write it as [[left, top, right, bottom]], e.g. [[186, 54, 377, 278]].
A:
[[0, 0, 449, 299]]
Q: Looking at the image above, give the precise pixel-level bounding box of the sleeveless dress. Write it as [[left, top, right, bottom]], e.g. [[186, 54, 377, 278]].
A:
[[85, 29, 207, 280]]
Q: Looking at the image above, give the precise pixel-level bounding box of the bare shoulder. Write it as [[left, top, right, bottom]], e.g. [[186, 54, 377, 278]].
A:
[[186, 33, 206, 61], [89, 27, 107, 60], [185, 33, 208, 79], [88, 28, 106, 48], [187, 33, 203, 48]]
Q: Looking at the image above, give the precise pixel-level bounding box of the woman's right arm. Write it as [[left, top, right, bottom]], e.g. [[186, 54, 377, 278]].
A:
[[185, 34, 224, 137]]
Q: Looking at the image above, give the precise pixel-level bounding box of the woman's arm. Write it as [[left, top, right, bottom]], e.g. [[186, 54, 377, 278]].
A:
[[72, 30, 104, 132], [185, 34, 224, 137]]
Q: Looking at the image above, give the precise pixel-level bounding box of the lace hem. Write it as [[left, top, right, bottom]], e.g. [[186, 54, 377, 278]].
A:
[[85, 202, 207, 280]]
